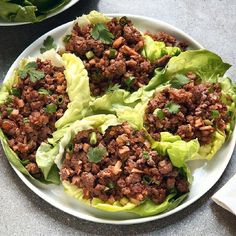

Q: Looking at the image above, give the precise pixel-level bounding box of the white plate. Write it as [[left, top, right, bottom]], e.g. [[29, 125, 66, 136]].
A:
[[0, 0, 79, 26], [3, 14, 236, 225]]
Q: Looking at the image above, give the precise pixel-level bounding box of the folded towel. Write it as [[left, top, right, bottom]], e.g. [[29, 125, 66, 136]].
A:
[[212, 173, 236, 215]]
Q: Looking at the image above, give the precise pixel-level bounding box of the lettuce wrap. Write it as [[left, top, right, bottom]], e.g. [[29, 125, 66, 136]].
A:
[[61, 11, 182, 102], [55, 114, 198, 216], [90, 49, 235, 161], [0, 51, 91, 184]]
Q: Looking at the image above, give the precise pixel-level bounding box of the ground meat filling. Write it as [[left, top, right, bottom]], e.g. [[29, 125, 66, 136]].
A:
[[144, 73, 229, 145], [64, 17, 187, 96], [60, 123, 188, 205], [0, 59, 69, 177]]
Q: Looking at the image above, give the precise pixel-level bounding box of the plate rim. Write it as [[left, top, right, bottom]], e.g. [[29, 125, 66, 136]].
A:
[[0, 0, 80, 26], [2, 13, 235, 225]]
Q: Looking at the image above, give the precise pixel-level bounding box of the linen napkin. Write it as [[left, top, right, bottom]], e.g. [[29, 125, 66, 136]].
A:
[[212, 173, 236, 215]]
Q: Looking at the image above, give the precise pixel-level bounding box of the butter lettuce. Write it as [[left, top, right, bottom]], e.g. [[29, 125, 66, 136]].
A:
[[141, 35, 181, 63], [63, 180, 188, 216], [75, 10, 110, 27], [58, 117, 191, 216], [164, 49, 231, 83], [0, 52, 91, 184], [195, 131, 226, 161], [220, 77, 236, 136], [55, 53, 91, 129]]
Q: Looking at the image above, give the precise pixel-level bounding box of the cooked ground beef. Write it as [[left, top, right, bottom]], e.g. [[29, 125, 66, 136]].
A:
[[60, 123, 188, 205], [0, 59, 69, 177], [144, 73, 229, 144], [64, 16, 187, 96]]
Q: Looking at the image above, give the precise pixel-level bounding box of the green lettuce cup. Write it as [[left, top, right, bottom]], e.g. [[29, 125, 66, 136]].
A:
[[0, 51, 90, 184], [52, 114, 199, 216]]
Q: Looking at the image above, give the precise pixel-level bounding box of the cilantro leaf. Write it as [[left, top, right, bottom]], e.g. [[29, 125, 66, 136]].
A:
[[142, 151, 151, 160], [91, 23, 115, 44], [40, 36, 57, 53], [165, 102, 180, 114], [170, 74, 190, 89], [87, 146, 108, 163], [19, 62, 45, 83], [45, 103, 57, 113], [106, 83, 121, 93], [124, 76, 135, 90], [153, 108, 165, 120], [211, 110, 220, 119]]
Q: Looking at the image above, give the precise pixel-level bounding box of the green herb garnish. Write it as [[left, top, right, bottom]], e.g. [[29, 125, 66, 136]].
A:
[[107, 181, 115, 189], [87, 146, 108, 163], [45, 103, 57, 113], [6, 96, 13, 104], [125, 76, 135, 90], [165, 102, 180, 114], [109, 48, 117, 59], [38, 88, 51, 95], [211, 110, 220, 119], [11, 88, 21, 97], [40, 36, 57, 53], [91, 23, 115, 44], [170, 74, 190, 89], [85, 50, 95, 60], [63, 34, 72, 43], [153, 108, 165, 120], [6, 107, 13, 115], [19, 62, 45, 83], [142, 151, 151, 160], [106, 83, 121, 93], [89, 132, 97, 145], [23, 117, 29, 124]]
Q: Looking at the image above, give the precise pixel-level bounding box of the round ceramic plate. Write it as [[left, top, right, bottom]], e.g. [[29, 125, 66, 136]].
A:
[[0, 0, 79, 26], [2, 14, 236, 225]]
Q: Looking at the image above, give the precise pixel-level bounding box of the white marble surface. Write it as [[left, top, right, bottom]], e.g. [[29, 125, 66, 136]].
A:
[[0, 0, 236, 235]]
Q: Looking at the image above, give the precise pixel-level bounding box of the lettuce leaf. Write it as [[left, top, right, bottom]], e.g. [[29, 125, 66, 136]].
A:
[[55, 53, 91, 129], [35, 143, 60, 184], [164, 49, 231, 83], [59, 120, 191, 216], [77, 10, 110, 26], [152, 132, 200, 182], [62, 181, 188, 216], [195, 131, 226, 161], [141, 35, 181, 63], [219, 77, 236, 136]]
